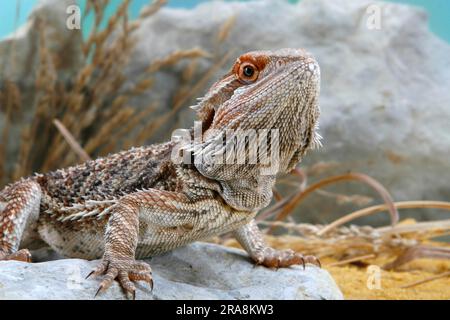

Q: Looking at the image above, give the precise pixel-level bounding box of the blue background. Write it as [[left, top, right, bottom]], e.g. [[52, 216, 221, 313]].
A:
[[0, 0, 449, 42]]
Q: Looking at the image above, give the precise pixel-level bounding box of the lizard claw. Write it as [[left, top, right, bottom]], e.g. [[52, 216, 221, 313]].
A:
[[304, 255, 321, 268], [94, 285, 103, 298], [85, 270, 96, 280], [88, 257, 152, 299], [129, 270, 154, 291], [0, 249, 32, 262], [252, 248, 319, 269]]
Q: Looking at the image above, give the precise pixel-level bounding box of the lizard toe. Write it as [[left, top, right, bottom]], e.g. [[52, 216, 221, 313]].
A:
[[118, 271, 137, 299], [129, 270, 153, 286], [89, 257, 153, 299], [96, 266, 119, 296], [0, 249, 32, 262], [253, 247, 319, 269], [304, 255, 321, 268], [86, 260, 109, 279]]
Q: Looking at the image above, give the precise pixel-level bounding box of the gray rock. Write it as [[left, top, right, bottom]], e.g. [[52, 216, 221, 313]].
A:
[[0, 0, 82, 83], [0, 242, 343, 300], [0, 0, 83, 176], [126, 0, 450, 224]]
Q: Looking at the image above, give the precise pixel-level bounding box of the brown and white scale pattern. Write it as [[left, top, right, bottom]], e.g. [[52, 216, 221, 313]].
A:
[[0, 48, 322, 298]]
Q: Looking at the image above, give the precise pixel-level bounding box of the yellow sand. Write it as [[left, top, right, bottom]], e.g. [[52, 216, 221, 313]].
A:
[[221, 236, 450, 300], [325, 258, 450, 300]]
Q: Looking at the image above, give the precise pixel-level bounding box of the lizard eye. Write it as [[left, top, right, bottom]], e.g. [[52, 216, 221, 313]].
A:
[[243, 65, 254, 77], [238, 62, 259, 83]]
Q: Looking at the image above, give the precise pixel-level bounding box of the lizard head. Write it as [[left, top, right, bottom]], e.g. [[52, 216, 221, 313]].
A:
[[191, 48, 321, 180]]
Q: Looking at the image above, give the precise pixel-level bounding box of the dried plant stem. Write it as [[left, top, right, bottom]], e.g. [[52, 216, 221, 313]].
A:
[[145, 48, 210, 74], [139, 0, 167, 18], [383, 245, 450, 270], [171, 49, 231, 111], [134, 50, 232, 144], [272, 187, 283, 202], [319, 201, 450, 236], [217, 14, 237, 44], [103, 103, 158, 153], [291, 168, 307, 191], [377, 217, 450, 235], [0, 82, 21, 183], [261, 173, 398, 229], [326, 254, 376, 267], [1, 0, 176, 181], [0, 0, 20, 75], [84, 107, 135, 154], [400, 271, 450, 289], [53, 119, 91, 162]]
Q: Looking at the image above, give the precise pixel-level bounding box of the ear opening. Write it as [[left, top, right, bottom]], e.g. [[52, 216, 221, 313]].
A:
[[190, 72, 241, 133], [191, 100, 216, 133], [201, 107, 215, 133]]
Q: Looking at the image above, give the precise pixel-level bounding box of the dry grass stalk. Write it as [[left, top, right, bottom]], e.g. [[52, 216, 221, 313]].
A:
[[400, 270, 450, 289], [316, 189, 374, 207], [319, 201, 450, 236], [143, 15, 237, 139], [383, 245, 450, 270], [1, 0, 229, 182], [325, 254, 376, 267], [0, 0, 238, 182], [139, 0, 167, 19], [53, 119, 91, 162], [14, 18, 57, 179], [0, 81, 21, 184], [256, 198, 450, 272], [0, 0, 20, 76], [305, 161, 340, 176], [131, 50, 233, 146], [260, 172, 399, 230], [145, 48, 210, 74], [84, 107, 135, 154], [35, 0, 156, 170], [217, 14, 237, 44], [173, 50, 233, 111]]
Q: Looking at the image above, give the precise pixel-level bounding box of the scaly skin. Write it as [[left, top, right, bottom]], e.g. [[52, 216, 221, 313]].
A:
[[0, 48, 321, 298]]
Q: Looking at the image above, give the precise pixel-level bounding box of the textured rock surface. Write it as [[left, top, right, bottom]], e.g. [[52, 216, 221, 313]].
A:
[[126, 0, 450, 224], [0, 243, 343, 300], [0, 0, 83, 175], [0, 0, 82, 83]]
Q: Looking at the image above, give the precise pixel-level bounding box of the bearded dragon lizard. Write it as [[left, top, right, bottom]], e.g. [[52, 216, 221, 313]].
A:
[[0, 48, 321, 298]]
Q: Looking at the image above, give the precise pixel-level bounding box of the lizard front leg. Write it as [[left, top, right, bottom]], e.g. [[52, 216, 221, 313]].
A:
[[0, 180, 41, 262], [234, 219, 321, 268], [87, 188, 229, 299]]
